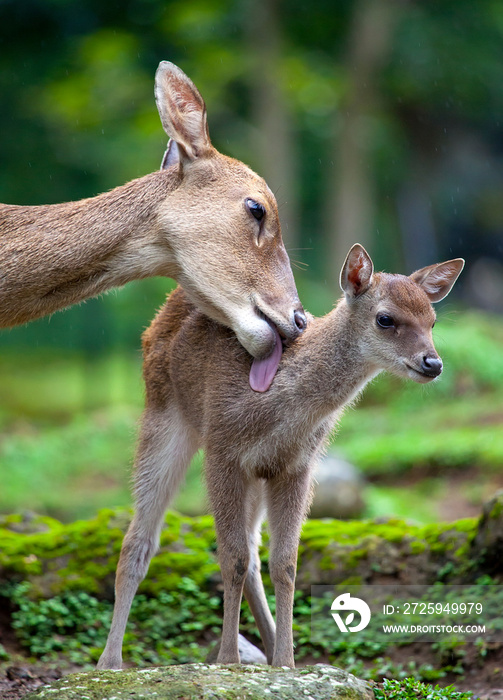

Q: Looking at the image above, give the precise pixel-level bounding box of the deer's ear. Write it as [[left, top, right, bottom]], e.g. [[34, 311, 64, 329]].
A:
[[155, 61, 212, 164], [160, 139, 180, 170], [410, 259, 465, 303], [340, 244, 374, 299]]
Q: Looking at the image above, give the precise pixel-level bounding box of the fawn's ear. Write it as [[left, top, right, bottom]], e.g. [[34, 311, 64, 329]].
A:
[[155, 61, 212, 165], [410, 258, 465, 303], [340, 244, 374, 299]]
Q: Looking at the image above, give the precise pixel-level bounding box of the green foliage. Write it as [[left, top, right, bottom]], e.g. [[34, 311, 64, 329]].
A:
[[433, 314, 503, 396], [339, 416, 503, 475], [8, 583, 112, 663], [2, 576, 484, 680], [0, 410, 135, 520], [0, 353, 207, 518], [0, 0, 502, 354], [4, 579, 222, 666], [304, 580, 502, 681], [375, 677, 473, 700], [124, 581, 222, 666]]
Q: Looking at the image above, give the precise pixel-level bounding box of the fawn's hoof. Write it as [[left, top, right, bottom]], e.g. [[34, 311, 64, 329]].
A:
[[96, 655, 123, 670], [207, 634, 267, 664]]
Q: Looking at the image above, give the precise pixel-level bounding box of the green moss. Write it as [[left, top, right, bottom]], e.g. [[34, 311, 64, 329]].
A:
[[320, 555, 336, 570], [21, 664, 373, 700], [452, 518, 478, 533], [0, 508, 222, 599], [487, 496, 503, 520], [299, 516, 479, 556], [409, 540, 427, 555], [0, 509, 483, 604], [421, 520, 477, 555], [297, 516, 479, 584], [338, 576, 364, 587]]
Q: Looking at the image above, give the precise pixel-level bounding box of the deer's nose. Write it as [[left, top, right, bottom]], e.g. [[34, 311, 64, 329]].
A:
[[294, 308, 307, 333], [421, 354, 443, 377]]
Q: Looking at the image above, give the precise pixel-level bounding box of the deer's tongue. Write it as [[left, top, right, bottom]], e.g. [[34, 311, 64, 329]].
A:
[[249, 325, 282, 393]]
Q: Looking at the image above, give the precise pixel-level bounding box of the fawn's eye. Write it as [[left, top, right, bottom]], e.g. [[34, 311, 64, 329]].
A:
[[376, 314, 395, 328], [246, 198, 266, 222]]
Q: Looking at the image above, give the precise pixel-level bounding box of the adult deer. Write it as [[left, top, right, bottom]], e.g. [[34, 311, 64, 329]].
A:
[[98, 244, 463, 670], [0, 62, 305, 360]]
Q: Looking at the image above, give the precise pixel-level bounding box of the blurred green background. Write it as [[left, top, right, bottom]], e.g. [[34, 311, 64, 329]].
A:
[[1, 0, 503, 524]]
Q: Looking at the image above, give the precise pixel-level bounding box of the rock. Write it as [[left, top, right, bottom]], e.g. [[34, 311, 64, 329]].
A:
[[20, 663, 374, 700], [309, 455, 365, 519], [471, 490, 503, 572], [6, 666, 34, 681], [206, 633, 267, 664], [0, 512, 53, 535], [296, 514, 477, 589]]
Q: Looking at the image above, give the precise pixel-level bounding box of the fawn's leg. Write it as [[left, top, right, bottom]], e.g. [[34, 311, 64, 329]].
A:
[[243, 479, 276, 663], [97, 406, 198, 669], [206, 456, 251, 664], [266, 468, 314, 668]]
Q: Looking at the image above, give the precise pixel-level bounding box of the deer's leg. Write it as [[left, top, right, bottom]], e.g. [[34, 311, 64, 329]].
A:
[[243, 479, 276, 663], [97, 406, 198, 670], [266, 468, 314, 668], [206, 457, 251, 664]]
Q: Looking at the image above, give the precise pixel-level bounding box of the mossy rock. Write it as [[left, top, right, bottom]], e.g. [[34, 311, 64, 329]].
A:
[[296, 515, 479, 589], [21, 663, 374, 700], [471, 490, 503, 573], [0, 509, 219, 599], [0, 506, 491, 602]]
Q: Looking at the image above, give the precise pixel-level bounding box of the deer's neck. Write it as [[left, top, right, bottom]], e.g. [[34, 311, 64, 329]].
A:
[[0, 170, 179, 327]]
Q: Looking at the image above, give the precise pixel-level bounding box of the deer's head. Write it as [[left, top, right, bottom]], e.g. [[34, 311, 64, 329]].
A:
[[154, 61, 306, 360]]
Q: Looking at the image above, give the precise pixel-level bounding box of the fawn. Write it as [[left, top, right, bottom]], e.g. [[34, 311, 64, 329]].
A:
[[0, 61, 305, 360], [97, 244, 463, 670]]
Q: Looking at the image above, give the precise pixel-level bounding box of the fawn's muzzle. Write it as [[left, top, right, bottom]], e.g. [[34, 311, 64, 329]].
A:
[[281, 306, 307, 345], [294, 308, 307, 332], [421, 354, 443, 377]]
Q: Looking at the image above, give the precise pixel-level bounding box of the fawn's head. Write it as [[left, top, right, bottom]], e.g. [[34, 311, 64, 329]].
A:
[[154, 61, 305, 359], [340, 244, 464, 383]]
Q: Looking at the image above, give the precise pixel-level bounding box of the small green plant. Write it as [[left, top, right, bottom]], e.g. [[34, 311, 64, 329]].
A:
[[8, 583, 112, 663], [5, 578, 223, 666], [375, 677, 473, 700]]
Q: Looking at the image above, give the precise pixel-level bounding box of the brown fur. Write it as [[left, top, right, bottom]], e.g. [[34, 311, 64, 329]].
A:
[[97, 245, 464, 670], [0, 62, 304, 360]]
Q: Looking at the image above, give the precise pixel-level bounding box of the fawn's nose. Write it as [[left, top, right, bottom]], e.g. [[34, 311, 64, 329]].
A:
[[294, 308, 307, 333], [421, 354, 443, 377]]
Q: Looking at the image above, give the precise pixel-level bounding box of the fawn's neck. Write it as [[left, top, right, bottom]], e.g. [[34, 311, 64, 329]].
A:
[[288, 299, 379, 417]]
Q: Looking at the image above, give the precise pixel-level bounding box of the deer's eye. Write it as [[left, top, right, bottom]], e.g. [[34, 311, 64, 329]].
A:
[[246, 198, 266, 222], [377, 314, 395, 328]]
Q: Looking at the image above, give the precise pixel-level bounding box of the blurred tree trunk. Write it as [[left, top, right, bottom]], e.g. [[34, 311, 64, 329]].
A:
[[325, 0, 401, 288], [246, 0, 300, 251]]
